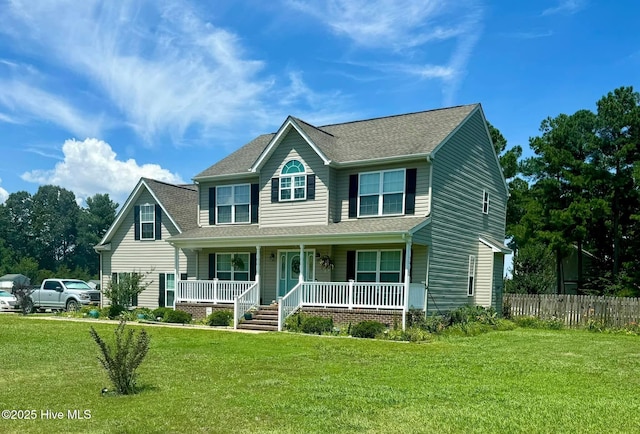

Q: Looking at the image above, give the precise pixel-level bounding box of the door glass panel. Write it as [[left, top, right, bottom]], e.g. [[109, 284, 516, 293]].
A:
[[290, 255, 300, 279]]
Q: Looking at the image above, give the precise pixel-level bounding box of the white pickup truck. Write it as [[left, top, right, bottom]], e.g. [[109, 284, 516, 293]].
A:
[[24, 278, 101, 312]]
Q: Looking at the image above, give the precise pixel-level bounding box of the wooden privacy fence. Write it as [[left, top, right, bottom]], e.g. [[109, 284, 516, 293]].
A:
[[504, 293, 640, 328]]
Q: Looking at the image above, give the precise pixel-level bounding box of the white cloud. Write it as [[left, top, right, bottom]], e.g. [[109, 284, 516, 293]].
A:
[[0, 1, 278, 142], [287, 0, 484, 105], [542, 0, 586, 16], [21, 138, 184, 206], [0, 80, 103, 137], [0, 179, 8, 204]]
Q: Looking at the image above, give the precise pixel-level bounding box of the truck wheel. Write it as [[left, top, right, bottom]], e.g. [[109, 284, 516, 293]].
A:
[[23, 298, 34, 314], [66, 299, 79, 312]]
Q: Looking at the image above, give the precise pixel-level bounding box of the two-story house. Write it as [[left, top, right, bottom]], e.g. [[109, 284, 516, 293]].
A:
[[95, 103, 510, 330]]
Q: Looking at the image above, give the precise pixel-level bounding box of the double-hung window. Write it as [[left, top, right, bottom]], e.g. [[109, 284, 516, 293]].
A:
[[140, 204, 155, 239], [356, 250, 402, 282], [482, 190, 490, 214], [280, 160, 306, 201], [467, 255, 476, 296], [358, 169, 405, 216], [217, 184, 250, 224], [216, 253, 250, 281]]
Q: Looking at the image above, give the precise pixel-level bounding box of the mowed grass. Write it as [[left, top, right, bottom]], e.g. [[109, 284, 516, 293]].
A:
[[1, 316, 640, 433]]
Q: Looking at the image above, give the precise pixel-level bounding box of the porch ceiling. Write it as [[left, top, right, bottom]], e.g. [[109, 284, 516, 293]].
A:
[[168, 216, 430, 248]]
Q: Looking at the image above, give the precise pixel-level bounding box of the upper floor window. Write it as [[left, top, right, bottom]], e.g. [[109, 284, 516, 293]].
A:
[[482, 190, 490, 214], [140, 204, 155, 239], [358, 169, 405, 216], [217, 184, 250, 224], [356, 250, 402, 283], [280, 160, 306, 201]]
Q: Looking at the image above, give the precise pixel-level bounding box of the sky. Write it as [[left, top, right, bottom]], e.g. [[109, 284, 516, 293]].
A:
[[0, 0, 638, 207]]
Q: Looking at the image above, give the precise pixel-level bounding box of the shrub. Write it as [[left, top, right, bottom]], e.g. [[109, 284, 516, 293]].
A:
[[301, 316, 334, 335], [152, 307, 173, 321], [107, 304, 126, 319], [207, 310, 233, 326], [447, 305, 498, 326], [351, 320, 386, 339], [284, 313, 305, 332], [89, 319, 151, 395], [422, 314, 449, 334], [164, 309, 192, 324]]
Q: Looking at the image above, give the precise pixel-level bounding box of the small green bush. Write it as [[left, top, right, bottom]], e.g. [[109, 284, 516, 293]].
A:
[[152, 307, 173, 321], [422, 314, 449, 333], [90, 319, 150, 395], [207, 310, 233, 326], [383, 327, 432, 342], [447, 305, 498, 326], [107, 304, 126, 319], [351, 320, 386, 338], [284, 313, 305, 332], [301, 316, 334, 335], [164, 309, 192, 324]]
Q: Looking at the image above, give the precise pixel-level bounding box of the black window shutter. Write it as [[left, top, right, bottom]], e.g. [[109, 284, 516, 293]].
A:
[[251, 183, 259, 223], [348, 174, 358, 218], [208, 254, 216, 280], [307, 174, 316, 200], [134, 205, 140, 240], [250, 253, 257, 281], [155, 204, 162, 240], [180, 273, 187, 281], [209, 187, 216, 225], [405, 168, 417, 215], [271, 178, 279, 203], [158, 273, 166, 308], [111, 273, 118, 283], [346, 251, 356, 280]]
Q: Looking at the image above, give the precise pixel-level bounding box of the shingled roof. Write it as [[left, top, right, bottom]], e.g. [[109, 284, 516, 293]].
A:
[[195, 104, 478, 179], [143, 178, 199, 232]]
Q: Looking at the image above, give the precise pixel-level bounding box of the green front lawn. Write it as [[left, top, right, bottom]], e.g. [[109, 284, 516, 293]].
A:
[[1, 316, 639, 433]]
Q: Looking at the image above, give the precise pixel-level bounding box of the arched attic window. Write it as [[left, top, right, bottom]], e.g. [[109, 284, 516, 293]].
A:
[[280, 160, 306, 201]]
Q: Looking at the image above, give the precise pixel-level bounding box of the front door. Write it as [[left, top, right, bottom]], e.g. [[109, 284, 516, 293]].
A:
[[278, 250, 315, 297]]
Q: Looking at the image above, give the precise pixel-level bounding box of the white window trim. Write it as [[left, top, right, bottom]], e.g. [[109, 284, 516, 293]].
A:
[[140, 204, 155, 240], [279, 160, 307, 202], [482, 190, 490, 214], [216, 253, 251, 281], [355, 249, 403, 283], [357, 168, 406, 217], [467, 255, 476, 296], [216, 184, 251, 225]]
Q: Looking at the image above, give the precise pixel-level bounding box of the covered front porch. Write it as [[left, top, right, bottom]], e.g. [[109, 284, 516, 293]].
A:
[[168, 218, 431, 330]]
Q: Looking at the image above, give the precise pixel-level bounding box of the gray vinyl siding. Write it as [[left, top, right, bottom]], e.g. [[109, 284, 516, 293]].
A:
[[428, 109, 508, 313], [475, 242, 493, 308], [259, 129, 329, 227], [335, 159, 431, 222], [104, 190, 190, 308]]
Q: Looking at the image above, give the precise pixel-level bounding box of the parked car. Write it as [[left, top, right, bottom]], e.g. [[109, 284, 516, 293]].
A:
[[0, 290, 19, 311], [24, 279, 101, 312]]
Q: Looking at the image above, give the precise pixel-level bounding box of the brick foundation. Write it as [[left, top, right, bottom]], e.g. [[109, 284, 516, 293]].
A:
[[176, 303, 234, 320], [300, 307, 405, 327], [176, 302, 418, 326]]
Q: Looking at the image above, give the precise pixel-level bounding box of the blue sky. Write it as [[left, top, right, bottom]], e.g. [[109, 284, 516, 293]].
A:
[[0, 0, 638, 206]]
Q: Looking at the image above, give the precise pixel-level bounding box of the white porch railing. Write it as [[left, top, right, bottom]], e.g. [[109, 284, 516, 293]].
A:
[[234, 281, 260, 329], [278, 281, 407, 331], [176, 279, 255, 304], [278, 281, 304, 331]]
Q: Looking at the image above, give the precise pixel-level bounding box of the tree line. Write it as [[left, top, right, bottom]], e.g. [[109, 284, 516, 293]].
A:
[[0, 186, 118, 285], [505, 86, 640, 296]]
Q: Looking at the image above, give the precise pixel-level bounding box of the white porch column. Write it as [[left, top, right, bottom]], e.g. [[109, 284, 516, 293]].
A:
[[174, 246, 180, 308], [403, 236, 413, 331], [299, 243, 305, 283], [255, 245, 261, 284]]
